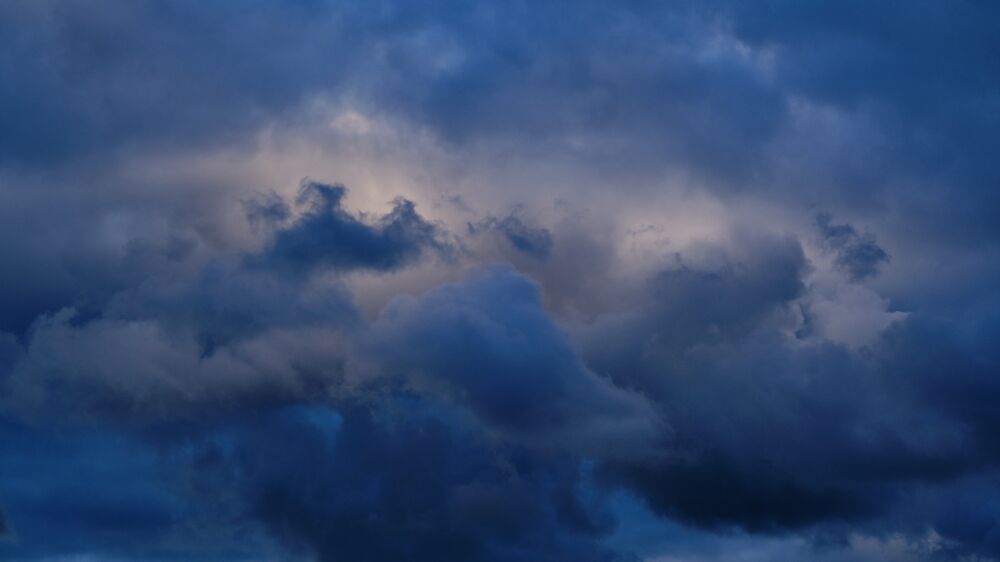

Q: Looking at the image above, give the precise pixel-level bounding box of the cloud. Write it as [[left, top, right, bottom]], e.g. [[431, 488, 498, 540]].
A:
[[1, 1, 1000, 560], [0, 421, 213, 561], [2, 309, 347, 425], [573, 230, 985, 539], [363, 266, 659, 456], [0, 1, 348, 167], [253, 182, 449, 275], [189, 403, 634, 562], [817, 213, 890, 281], [0, 261, 654, 560], [243, 192, 292, 232], [603, 451, 873, 532], [3, 196, 998, 560]]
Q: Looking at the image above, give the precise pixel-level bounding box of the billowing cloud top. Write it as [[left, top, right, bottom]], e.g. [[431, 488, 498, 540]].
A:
[[1, 1, 999, 561]]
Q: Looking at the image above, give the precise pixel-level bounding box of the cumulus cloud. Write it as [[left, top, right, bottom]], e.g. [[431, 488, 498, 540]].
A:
[[362, 266, 659, 457], [570, 230, 983, 543]]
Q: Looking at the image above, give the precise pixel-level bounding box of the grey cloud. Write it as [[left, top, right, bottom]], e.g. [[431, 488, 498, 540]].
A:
[[179, 403, 636, 562], [1, 1, 999, 560], [584, 230, 808, 361], [364, 265, 659, 456], [243, 192, 292, 233], [3, 310, 346, 425], [817, 213, 890, 281], [468, 211, 554, 260], [0, 1, 348, 167], [1, 206, 997, 560], [108, 260, 358, 347], [575, 231, 982, 537], [3, 0, 997, 239]]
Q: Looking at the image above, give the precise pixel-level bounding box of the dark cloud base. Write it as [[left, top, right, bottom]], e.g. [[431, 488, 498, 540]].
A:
[[2, 187, 998, 561]]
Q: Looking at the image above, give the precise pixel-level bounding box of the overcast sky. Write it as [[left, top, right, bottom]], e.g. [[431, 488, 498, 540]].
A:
[[1, 1, 999, 561]]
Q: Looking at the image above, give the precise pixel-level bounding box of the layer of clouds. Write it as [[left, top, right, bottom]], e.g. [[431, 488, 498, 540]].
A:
[[1, 1, 999, 561]]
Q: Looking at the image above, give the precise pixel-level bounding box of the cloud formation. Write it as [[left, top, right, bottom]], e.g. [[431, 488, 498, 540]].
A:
[[255, 182, 449, 274], [1, 1, 999, 561]]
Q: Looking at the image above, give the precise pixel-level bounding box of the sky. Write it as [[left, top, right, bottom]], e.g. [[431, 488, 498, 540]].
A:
[[0, 1, 999, 561]]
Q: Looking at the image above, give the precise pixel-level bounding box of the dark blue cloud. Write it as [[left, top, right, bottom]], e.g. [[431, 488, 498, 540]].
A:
[[578, 232, 982, 536], [254, 182, 448, 274], [1, 1, 1000, 560], [109, 259, 358, 348], [816, 213, 890, 281], [718, 0, 1000, 239], [0, 1, 344, 166], [366, 266, 654, 448], [196, 403, 630, 562], [0, 421, 190, 560], [0, 402, 635, 561]]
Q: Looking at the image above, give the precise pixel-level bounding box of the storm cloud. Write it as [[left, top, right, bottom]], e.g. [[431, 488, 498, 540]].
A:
[[1, 1, 999, 561], [255, 182, 449, 274]]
